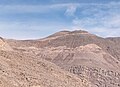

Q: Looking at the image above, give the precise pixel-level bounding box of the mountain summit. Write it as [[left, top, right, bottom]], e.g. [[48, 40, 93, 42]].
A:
[[47, 30, 90, 38]]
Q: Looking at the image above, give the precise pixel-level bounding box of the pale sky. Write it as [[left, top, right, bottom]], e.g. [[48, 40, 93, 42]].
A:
[[0, 0, 120, 39]]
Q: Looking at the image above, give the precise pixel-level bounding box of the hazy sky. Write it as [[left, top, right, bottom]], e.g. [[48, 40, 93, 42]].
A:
[[0, 0, 120, 39]]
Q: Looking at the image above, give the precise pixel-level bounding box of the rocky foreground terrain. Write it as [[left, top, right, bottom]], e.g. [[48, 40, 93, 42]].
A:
[[0, 30, 120, 87], [0, 36, 90, 87]]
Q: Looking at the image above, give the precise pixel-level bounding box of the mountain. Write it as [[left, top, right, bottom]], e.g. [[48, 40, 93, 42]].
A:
[[6, 30, 120, 87], [0, 40, 90, 87], [7, 30, 120, 62]]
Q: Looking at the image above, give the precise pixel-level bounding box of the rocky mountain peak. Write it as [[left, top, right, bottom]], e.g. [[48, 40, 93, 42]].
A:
[[58, 30, 91, 35], [69, 30, 89, 34]]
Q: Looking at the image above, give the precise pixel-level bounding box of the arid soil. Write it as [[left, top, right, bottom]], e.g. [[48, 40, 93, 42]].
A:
[[1, 30, 120, 87]]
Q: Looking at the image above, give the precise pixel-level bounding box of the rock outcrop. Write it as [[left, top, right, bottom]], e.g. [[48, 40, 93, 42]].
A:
[[0, 37, 12, 51]]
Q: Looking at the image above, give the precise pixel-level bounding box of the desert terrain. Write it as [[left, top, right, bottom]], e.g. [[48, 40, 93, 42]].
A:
[[0, 30, 120, 87]]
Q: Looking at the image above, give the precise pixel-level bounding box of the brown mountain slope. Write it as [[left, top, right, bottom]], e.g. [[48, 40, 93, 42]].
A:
[[43, 30, 120, 62], [6, 30, 120, 87], [15, 44, 120, 87], [7, 30, 120, 62], [0, 49, 90, 87]]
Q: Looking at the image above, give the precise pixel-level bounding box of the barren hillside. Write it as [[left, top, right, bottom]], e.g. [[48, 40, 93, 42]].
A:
[[6, 30, 120, 87], [7, 30, 120, 62], [0, 48, 90, 87]]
